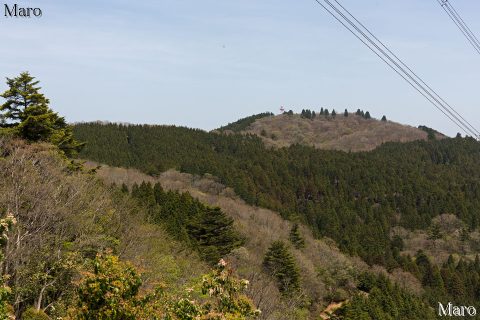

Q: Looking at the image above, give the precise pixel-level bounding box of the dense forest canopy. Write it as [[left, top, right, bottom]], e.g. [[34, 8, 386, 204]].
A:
[[217, 112, 274, 132], [3, 72, 478, 318], [73, 122, 480, 266], [73, 121, 480, 316]]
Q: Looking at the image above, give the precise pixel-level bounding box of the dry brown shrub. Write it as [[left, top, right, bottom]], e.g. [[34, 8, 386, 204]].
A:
[[242, 114, 441, 152], [91, 163, 442, 318], [0, 139, 207, 316]]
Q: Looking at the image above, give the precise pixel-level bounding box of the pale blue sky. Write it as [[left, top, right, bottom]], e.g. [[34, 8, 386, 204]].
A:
[[1, 0, 480, 136]]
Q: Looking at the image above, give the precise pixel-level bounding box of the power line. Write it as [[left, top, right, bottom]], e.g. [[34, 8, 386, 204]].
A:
[[436, 0, 480, 55], [319, 0, 471, 136], [331, 0, 480, 137], [312, 0, 479, 138]]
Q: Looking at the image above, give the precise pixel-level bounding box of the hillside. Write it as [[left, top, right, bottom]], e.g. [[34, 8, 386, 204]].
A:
[[73, 120, 480, 316], [87, 162, 434, 319], [235, 112, 444, 152], [0, 137, 214, 318], [2, 72, 468, 319]]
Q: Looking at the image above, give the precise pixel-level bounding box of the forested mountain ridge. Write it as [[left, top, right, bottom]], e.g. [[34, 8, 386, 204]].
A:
[[2, 69, 478, 319], [86, 162, 438, 319], [0, 73, 264, 319], [217, 111, 445, 152], [73, 118, 480, 317]]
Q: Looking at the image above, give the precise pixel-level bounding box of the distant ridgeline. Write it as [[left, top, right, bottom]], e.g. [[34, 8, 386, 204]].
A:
[[217, 112, 274, 132], [74, 122, 480, 266]]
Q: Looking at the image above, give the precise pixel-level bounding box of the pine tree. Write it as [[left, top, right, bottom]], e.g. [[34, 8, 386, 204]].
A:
[[427, 223, 442, 247], [263, 241, 300, 294], [423, 264, 445, 290], [331, 109, 337, 118], [312, 111, 316, 119], [0, 72, 84, 156], [364, 111, 371, 119], [324, 109, 330, 117], [187, 207, 244, 264], [320, 108, 324, 115], [344, 109, 348, 117], [381, 115, 387, 122], [289, 224, 305, 249], [445, 255, 455, 269]]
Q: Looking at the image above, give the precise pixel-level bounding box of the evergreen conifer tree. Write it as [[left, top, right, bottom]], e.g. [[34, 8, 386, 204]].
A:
[[331, 109, 336, 118], [324, 109, 329, 117], [263, 241, 300, 294], [289, 224, 305, 249], [0, 72, 84, 156], [187, 207, 244, 264], [306, 109, 312, 119], [344, 109, 348, 117], [427, 223, 442, 247], [364, 111, 371, 119], [381, 115, 387, 121], [320, 107, 324, 115]]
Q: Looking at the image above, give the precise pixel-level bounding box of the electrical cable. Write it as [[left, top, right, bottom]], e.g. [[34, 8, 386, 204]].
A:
[[312, 0, 479, 138]]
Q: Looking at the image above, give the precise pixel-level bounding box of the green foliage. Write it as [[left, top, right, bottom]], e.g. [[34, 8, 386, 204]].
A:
[[130, 182, 244, 264], [381, 115, 387, 122], [218, 112, 273, 132], [74, 123, 480, 268], [74, 122, 480, 306], [418, 125, 439, 141], [200, 259, 260, 319], [0, 72, 83, 156], [300, 109, 315, 120], [331, 109, 337, 118], [401, 252, 480, 306], [0, 213, 15, 320], [427, 223, 442, 244], [263, 241, 300, 295], [21, 307, 50, 320], [75, 253, 142, 319], [73, 253, 259, 320], [344, 109, 348, 117], [336, 273, 437, 320], [355, 109, 373, 119], [187, 207, 245, 264], [289, 224, 305, 249]]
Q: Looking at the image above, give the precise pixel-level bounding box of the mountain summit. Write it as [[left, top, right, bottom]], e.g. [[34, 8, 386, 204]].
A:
[[220, 111, 444, 152]]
